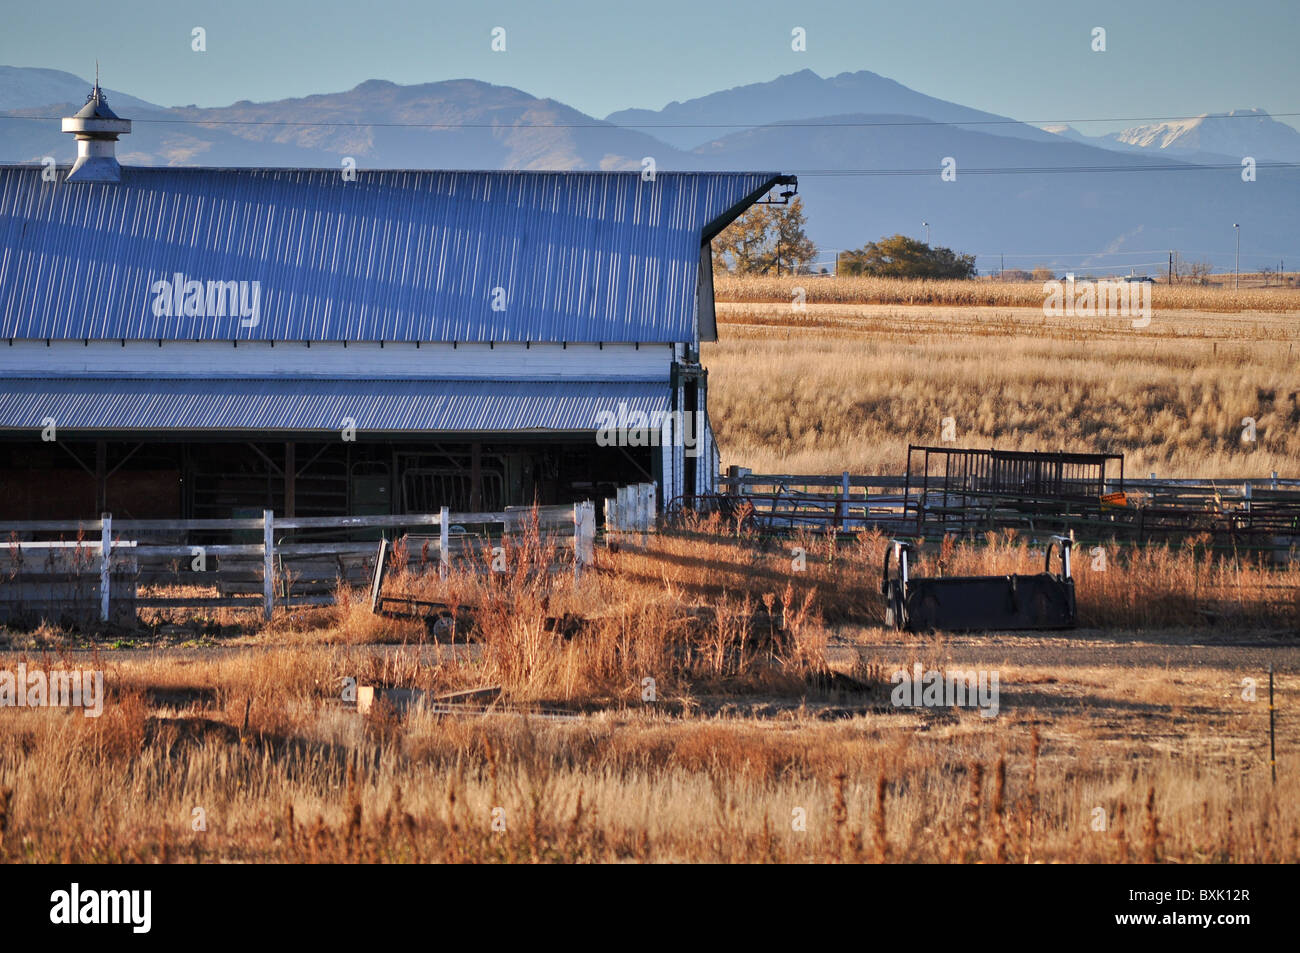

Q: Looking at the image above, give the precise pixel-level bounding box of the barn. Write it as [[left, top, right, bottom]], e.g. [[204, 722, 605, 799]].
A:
[[0, 83, 795, 522]]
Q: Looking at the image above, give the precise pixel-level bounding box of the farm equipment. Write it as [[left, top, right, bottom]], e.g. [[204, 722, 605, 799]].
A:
[[882, 536, 1077, 632]]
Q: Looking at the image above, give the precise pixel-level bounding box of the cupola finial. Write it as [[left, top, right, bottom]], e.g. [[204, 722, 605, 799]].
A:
[[61, 65, 131, 183]]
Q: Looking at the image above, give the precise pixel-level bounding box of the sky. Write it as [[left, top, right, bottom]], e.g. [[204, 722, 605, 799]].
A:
[[2, 0, 1298, 132]]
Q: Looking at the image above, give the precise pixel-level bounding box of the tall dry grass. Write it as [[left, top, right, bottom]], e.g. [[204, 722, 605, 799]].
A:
[[1, 681, 1293, 863], [715, 274, 1300, 312], [1, 520, 1296, 863], [327, 517, 828, 704], [704, 302, 1300, 477]]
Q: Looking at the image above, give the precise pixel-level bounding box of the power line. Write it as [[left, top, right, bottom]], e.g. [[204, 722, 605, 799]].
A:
[[981, 249, 1296, 259], [792, 162, 1300, 176], [2, 111, 1298, 131]]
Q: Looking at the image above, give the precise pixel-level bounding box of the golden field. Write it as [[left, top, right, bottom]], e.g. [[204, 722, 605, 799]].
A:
[[705, 284, 1300, 476], [714, 274, 1300, 312], [1, 525, 1296, 863]]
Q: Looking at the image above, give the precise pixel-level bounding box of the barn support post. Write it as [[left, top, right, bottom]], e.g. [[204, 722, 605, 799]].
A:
[[262, 509, 274, 622], [439, 506, 450, 579], [470, 442, 482, 511], [284, 442, 296, 520], [95, 441, 107, 514], [99, 512, 111, 623]]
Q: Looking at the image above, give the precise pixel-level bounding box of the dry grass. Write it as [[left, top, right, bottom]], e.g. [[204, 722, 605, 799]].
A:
[[715, 274, 1300, 312], [1, 652, 1293, 863], [704, 301, 1300, 476], [0, 523, 1296, 863]]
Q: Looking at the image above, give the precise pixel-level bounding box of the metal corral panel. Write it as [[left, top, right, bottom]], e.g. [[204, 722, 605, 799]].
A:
[[0, 377, 668, 434], [0, 168, 781, 344]]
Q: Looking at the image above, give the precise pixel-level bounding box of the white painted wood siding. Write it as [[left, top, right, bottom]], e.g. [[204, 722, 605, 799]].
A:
[[0, 341, 674, 380]]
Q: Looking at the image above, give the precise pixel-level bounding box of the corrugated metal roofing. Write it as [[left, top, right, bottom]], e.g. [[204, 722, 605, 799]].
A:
[[0, 167, 781, 343], [0, 377, 668, 433]]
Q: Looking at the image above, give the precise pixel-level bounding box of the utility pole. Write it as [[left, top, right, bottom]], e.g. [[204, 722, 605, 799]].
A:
[[1168, 251, 1172, 284], [1001, 253, 1005, 280], [1233, 224, 1240, 289]]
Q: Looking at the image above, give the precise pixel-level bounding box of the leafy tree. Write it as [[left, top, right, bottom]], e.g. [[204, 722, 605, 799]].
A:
[[839, 234, 976, 279], [713, 198, 817, 275]]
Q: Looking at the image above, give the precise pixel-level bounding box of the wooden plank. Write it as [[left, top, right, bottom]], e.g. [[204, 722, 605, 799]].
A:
[[369, 538, 388, 613], [0, 540, 138, 550], [131, 542, 378, 559], [135, 596, 263, 608]]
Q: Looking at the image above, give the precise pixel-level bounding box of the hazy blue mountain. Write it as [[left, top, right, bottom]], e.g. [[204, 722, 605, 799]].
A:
[[2, 65, 1293, 274], [697, 114, 1298, 274], [605, 69, 1059, 150], [0, 65, 162, 113], [0, 71, 692, 171]]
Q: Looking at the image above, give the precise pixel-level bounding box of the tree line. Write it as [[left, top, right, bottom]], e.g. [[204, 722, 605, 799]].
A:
[[713, 201, 977, 279]]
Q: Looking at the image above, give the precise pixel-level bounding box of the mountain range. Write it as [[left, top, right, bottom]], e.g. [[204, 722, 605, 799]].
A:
[[3, 65, 1295, 274]]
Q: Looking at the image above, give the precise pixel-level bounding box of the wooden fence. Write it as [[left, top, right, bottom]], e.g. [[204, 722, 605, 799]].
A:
[[0, 483, 657, 626]]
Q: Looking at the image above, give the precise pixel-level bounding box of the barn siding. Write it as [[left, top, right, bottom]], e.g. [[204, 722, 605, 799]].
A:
[[0, 340, 674, 381]]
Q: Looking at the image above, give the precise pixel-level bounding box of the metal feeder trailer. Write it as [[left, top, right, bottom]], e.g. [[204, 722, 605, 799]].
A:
[[882, 536, 1077, 632]]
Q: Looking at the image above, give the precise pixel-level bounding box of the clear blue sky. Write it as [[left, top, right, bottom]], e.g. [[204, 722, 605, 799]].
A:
[[3, 0, 1297, 131]]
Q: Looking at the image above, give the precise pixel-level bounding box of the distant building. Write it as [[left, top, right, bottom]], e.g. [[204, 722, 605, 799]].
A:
[[0, 82, 794, 519]]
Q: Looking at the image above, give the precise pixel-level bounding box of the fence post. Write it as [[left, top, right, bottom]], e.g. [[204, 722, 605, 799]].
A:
[[99, 512, 111, 623], [439, 506, 450, 579], [574, 501, 595, 580], [604, 497, 618, 542], [1272, 471, 1279, 490], [642, 483, 655, 543], [262, 509, 274, 622], [840, 470, 851, 531], [616, 486, 630, 535]]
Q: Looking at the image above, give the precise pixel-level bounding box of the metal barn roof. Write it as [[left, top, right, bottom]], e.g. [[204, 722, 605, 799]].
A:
[[0, 167, 785, 344], [0, 377, 669, 434]]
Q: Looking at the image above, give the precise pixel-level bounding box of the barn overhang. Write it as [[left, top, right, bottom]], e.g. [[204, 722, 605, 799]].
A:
[[0, 377, 669, 438]]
